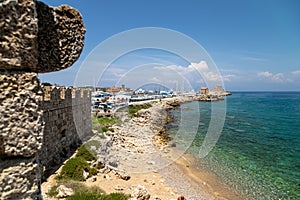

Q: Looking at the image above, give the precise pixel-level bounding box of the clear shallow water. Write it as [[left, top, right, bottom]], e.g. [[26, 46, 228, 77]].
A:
[[168, 92, 300, 199]]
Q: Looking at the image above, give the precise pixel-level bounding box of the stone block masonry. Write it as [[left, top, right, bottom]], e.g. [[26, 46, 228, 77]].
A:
[[0, 72, 43, 157], [0, 0, 85, 72], [0, 0, 86, 199], [39, 86, 91, 177], [0, 72, 44, 199], [0, 83, 92, 199]]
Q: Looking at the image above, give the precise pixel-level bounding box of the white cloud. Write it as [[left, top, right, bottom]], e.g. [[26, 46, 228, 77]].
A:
[[189, 61, 209, 71], [242, 56, 268, 62], [105, 67, 127, 77], [258, 71, 273, 78], [223, 74, 236, 82], [258, 71, 292, 83], [150, 77, 161, 82], [154, 61, 231, 83], [292, 70, 300, 75]]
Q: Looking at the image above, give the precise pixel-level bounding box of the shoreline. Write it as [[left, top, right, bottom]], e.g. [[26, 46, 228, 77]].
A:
[[42, 97, 241, 199], [163, 151, 242, 200]]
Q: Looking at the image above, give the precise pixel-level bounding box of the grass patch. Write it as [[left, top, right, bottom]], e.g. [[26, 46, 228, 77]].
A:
[[128, 104, 152, 117], [92, 116, 117, 134], [97, 117, 116, 127], [76, 145, 96, 161], [95, 117, 117, 133], [55, 157, 97, 181], [67, 191, 101, 200], [67, 191, 129, 200], [55, 140, 101, 181], [99, 193, 129, 200], [75, 140, 100, 161], [62, 183, 128, 200], [48, 185, 59, 197]]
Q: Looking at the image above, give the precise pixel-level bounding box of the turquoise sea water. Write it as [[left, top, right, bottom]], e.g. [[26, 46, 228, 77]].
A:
[[168, 92, 300, 199]]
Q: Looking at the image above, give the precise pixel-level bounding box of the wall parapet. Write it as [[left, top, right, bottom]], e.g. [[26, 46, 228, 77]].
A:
[[39, 86, 92, 178]]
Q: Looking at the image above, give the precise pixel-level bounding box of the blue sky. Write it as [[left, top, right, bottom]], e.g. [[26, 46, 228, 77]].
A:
[[39, 0, 300, 91]]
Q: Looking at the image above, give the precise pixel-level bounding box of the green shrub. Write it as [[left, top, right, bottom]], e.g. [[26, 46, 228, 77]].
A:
[[89, 167, 98, 176], [48, 185, 59, 197], [101, 127, 109, 132], [76, 144, 97, 161], [66, 185, 128, 200], [67, 192, 129, 200], [97, 117, 116, 126], [49, 181, 128, 200], [56, 157, 91, 181], [128, 104, 152, 117], [67, 190, 102, 200], [99, 193, 129, 200], [85, 140, 101, 149]]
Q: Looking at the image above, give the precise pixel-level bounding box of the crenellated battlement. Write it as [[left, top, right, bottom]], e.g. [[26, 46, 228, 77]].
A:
[[42, 86, 91, 101], [38, 86, 92, 178]]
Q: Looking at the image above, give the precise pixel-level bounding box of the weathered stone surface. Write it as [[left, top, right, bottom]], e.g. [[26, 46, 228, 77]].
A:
[[56, 185, 74, 198], [0, 71, 43, 157], [0, 0, 86, 73], [130, 185, 150, 200], [39, 86, 91, 178], [0, 157, 42, 200], [0, 0, 38, 69], [0, 0, 87, 199], [36, 2, 86, 73]]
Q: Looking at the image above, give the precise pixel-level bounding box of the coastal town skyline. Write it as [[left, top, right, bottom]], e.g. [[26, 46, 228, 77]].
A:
[[39, 0, 300, 91]]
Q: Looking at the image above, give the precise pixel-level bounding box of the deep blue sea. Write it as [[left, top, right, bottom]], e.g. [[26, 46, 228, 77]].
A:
[[168, 92, 300, 199]]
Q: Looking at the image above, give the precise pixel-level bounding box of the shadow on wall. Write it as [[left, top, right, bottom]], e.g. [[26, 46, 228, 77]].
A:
[[39, 86, 92, 180]]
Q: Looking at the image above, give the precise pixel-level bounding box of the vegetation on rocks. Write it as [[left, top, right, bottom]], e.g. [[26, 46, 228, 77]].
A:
[[48, 184, 59, 197], [76, 141, 99, 161], [56, 140, 101, 181], [128, 104, 152, 117], [48, 181, 128, 200], [55, 157, 97, 181], [97, 117, 117, 127], [92, 116, 117, 134], [67, 191, 128, 200]]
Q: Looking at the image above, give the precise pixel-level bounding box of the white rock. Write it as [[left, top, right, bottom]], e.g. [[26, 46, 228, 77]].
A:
[[130, 185, 150, 200], [104, 174, 111, 180], [56, 185, 74, 198], [83, 170, 89, 180]]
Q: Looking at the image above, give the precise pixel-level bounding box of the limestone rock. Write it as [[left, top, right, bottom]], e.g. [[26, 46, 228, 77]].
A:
[[36, 2, 86, 73], [0, 0, 86, 72], [83, 170, 89, 180], [0, 157, 42, 200], [56, 185, 74, 198], [0, 0, 38, 69], [91, 176, 97, 182], [130, 185, 150, 200], [0, 71, 43, 157]]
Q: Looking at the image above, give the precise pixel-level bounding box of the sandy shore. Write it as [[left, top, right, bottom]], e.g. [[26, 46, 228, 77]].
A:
[[42, 97, 241, 200]]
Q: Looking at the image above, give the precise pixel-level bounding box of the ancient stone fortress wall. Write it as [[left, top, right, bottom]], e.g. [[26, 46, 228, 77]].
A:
[[0, 72, 44, 199], [0, 0, 86, 199], [39, 86, 91, 177]]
